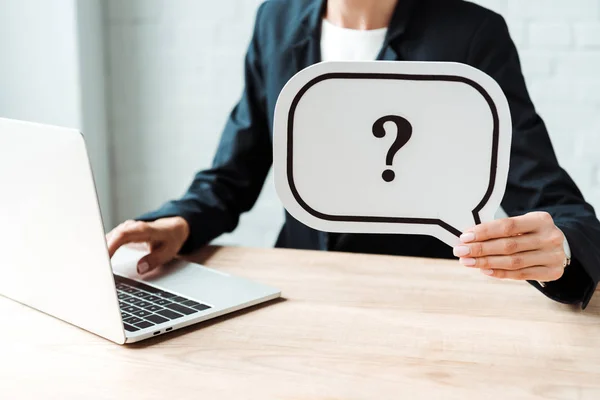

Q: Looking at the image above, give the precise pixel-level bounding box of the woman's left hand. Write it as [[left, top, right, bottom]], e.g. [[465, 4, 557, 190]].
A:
[[453, 211, 568, 282]]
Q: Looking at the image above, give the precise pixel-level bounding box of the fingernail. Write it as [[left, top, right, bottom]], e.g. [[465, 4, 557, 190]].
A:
[[460, 232, 476, 243], [460, 257, 477, 266], [481, 269, 494, 276], [137, 262, 150, 274], [453, 246, 471, 257]]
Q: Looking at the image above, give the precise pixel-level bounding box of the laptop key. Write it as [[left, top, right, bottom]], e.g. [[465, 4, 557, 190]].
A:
[[144, 295, 161, 302], [145, 305, 163, 312], [166, 303, 197, 315], [156, 291, 177, 299], [124, 316, 143, 324], [114, 275, 147, 289], [181, 300, 201, 308], [123, 323, 139, 332], [132, 310, 152, 318], [145, 314, 169, 324], [135, 321, 154, 329], [171, 296, 189, 303], [191, 303, 211, 312], [131, 300, 152, 308], [121, 312, 132, 319], [154, 299, 172, 306], [117, 293, 130, 300], [126, 279, 161, 295], [123, 305, 141, 314], [135, 291, 151, 299], [114, 275, 178, 300], [123, 297, 140, 304], [157, 309, 184, 320]]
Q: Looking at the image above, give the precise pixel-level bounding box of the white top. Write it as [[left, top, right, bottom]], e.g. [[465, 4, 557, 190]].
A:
[[320, 19, 388, 62]]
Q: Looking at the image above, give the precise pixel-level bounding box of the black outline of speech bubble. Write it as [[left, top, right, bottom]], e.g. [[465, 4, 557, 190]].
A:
[[286, 72, 499, 238]]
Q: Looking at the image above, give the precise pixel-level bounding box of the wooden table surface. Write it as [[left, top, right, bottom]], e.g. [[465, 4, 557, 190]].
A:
[[1, 246, 599, 400]]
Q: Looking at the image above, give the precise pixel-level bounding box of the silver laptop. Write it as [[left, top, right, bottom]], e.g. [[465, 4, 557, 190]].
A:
[[0, 118, 281, 344]]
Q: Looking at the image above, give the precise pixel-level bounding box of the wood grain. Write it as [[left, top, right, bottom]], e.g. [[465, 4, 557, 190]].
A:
[[1, 246, 599, 400]]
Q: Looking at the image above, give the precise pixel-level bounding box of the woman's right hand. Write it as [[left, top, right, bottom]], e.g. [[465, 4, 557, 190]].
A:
[[106, 217, 190, 275]]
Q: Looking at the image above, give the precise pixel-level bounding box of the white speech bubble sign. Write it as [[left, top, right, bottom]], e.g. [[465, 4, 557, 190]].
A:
[[273, 61, 512, 247]]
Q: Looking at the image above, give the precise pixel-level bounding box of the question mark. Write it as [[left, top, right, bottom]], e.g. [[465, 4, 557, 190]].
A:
[[372, 115, 413, 182]]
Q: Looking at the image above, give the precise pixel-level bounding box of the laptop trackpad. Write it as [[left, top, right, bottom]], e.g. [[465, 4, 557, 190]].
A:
[[110, 246, 277, 308]]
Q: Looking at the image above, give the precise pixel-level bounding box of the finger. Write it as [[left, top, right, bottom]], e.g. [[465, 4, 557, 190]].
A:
[[461, 212, 552, 243], [137, 247, 175, 275], [107, 220, 135, 242], [454, 233, 542, 257], [459, 250, 564, 270], [127, 242, 151, 252], [481, 265, 565, 281], [107, 222, 155, 258]]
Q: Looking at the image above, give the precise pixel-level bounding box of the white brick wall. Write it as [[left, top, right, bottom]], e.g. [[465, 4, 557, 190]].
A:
[[529, 22, 572, 48], [106, 0, 600, 247], [575, 23, 600, 48]]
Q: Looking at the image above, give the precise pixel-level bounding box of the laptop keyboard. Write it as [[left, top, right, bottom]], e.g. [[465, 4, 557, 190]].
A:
[[114, 275, 212, 332]]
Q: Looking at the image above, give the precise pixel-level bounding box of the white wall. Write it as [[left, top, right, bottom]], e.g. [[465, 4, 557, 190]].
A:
[[105, 0, 281, 246], [0, 0, 113, 225], [77, 0, 113, 226], [0, 0, 80, 127], [475, 0, 600, 210], [106, 0, 600, 247]]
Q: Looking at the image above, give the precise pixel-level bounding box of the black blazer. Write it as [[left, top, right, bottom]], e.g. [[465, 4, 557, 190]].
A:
[[141, 0, 600, 307]]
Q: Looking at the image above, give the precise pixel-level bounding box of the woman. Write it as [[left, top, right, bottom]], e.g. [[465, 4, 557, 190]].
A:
[[107, 0, 600, 308]]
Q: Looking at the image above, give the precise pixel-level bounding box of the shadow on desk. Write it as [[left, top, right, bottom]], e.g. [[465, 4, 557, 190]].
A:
[[128, 297, 287, 348], [548, 288, 600, 316], [587, 292, 600, 314]]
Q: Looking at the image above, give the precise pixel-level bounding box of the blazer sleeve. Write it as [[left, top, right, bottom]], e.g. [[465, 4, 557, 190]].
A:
[[467, 12, 600, 308], [138, 4, 271, 254]]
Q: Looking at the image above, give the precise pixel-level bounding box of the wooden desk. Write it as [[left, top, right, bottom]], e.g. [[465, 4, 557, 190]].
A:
[[1, 246, 600, 400]]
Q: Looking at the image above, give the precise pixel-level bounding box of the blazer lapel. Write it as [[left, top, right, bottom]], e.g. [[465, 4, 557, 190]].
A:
[[289, 0, 325, 72], [290, 36, 322, 73], [377, 0, 418, 61], [377, 45, 399, 61]]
